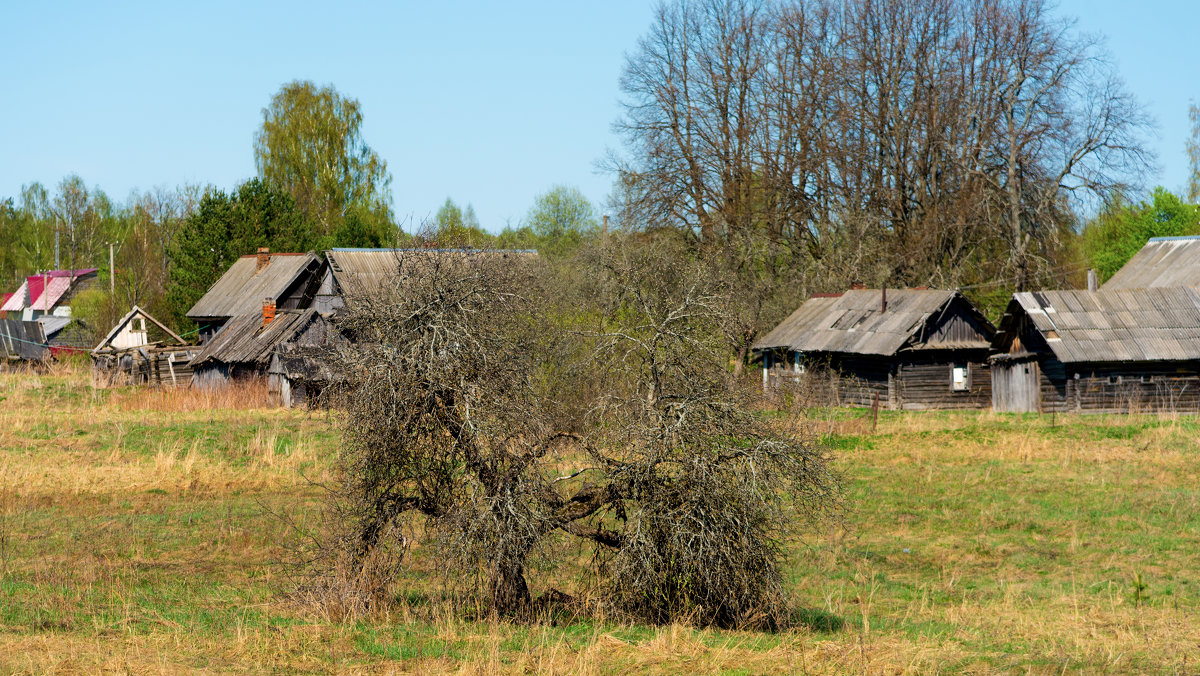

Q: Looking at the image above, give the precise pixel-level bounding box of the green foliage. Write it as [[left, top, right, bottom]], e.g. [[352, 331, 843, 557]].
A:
[[331, 207, 391, 249], [1083, 188, 1200, 282], [165, 178, 317, 325], [494, 225, 538, 251], [255, 80, 393, 238], [524, 185, 599, 257], [430, 198, 493, 248]]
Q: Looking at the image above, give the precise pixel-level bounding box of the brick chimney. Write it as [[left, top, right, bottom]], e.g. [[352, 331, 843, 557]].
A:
[[262, 297, 276, 328], [850, 280, 866, 290], [256, 247, 270, 273]]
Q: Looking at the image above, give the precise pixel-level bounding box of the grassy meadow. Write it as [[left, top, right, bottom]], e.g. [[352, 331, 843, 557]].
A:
[[0, 366, 1197, 674]]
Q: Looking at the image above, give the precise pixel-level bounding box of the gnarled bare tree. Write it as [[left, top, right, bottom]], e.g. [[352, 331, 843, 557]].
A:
[[311, 242, 838, 628]]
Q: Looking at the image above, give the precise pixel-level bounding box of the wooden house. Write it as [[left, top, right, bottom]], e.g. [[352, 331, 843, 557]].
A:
[[316, 248, 540, 312], [991, 288, 1200, 413], [753, 289, 996, 410], [188, 306, 339, 389], [186, 249, 325, 342]]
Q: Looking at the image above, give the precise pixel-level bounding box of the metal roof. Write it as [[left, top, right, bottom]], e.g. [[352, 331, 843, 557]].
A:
[[189, 308, 336, 368], [752, 289, 987, 355], [1, 269, 98, 312], [0, 282, 27, 312], [37, 316, 73, 338], [186, 253, 321, 321], [326, 248, 540, 299], [1103, 236, 1200, 290], [1009, 287, 1200, 363]]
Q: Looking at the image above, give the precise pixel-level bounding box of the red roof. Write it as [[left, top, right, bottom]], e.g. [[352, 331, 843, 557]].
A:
[[1, 269, 98, 312]]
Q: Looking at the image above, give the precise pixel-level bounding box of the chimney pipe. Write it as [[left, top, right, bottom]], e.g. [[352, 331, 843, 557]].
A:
[[881, 283, 887, 313], [1087, 268, 1098, 292], [602, 213, 609, 235], [262, 297, 276, 328], [256, 247, 270, 273]]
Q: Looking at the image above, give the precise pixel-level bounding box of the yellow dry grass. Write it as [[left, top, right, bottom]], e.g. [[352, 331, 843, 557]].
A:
[[0, 366, 1197, 673]]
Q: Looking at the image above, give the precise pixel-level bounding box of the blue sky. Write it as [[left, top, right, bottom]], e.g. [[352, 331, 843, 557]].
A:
[[1, 1, 1196, 232]]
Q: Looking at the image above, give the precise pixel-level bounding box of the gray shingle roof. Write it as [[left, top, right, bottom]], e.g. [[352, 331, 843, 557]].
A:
[[753, 289, 987, 355], [187, 253, 322, 321], [1103, 236, 1200, 290], [189, 308, 336, 368], [1010, 288, 1200, 363], [326, 248, 540, 299]]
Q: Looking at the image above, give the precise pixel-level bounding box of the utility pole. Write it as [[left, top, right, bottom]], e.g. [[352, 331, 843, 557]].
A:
[[109, 242, 116, 294], [54, 217, 60, 270]]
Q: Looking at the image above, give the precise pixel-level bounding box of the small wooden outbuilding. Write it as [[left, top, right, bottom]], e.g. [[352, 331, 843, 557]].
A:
[[991, 288, 1200, 413], [267, 346, 343, 408], [754, 289, 996, 410], [0, 319, 50, 364], [90, 306, 198, 387]]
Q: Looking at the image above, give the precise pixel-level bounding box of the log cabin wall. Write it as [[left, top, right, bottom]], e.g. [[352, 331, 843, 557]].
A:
[[1063, 362, 1200, 414], [894, 351, 992, 410]]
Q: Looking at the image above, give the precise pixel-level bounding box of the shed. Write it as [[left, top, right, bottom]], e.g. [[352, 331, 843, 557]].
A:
[[91, 306, 198, 387], [186, 249, 325, 341], [753, 289, 996, 410], [267, 346, 343, 408], [188, 307, 339, 389], [991, 288, 1200, 413], [1103, 236, 1200, 290], [0, 319, 50, 363]]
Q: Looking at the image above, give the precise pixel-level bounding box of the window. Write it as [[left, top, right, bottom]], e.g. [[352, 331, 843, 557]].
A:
[[951, 364, 969, 391]]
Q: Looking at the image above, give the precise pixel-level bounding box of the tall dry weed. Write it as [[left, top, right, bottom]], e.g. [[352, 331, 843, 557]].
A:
[[112, 379, 273, 412]]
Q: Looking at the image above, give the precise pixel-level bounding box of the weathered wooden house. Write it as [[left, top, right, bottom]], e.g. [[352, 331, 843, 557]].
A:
[[1102, 236, 1200, 290], [186, 249, 325, 342], [90, 306, 199, 387], [753, 289, 996, 410], [316, 248, 540, 312], [189, 306, 339, 389], [990, 288, 1200, 413]]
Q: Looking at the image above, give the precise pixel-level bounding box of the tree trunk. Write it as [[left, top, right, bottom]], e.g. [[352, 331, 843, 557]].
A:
[[489, 559, 531, 616], [733, 338, 751, 380]]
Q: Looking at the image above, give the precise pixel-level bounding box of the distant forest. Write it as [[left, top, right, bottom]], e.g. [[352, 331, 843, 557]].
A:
[[3, 0, 1200, 358]]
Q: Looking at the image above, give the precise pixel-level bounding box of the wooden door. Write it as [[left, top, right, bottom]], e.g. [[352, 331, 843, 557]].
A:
[[992, 359, 1040, 412]]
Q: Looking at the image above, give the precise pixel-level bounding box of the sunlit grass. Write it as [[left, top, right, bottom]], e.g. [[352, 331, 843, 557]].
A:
[[0, 366, 1196, 672]]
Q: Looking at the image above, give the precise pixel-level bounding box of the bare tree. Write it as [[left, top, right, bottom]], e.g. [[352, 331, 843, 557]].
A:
[[309, 242, 838, 628], [612, 0, 1153, 321]]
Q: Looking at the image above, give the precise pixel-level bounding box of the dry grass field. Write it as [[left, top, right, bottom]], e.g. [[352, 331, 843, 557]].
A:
[[0, 365, 1197, 674]]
